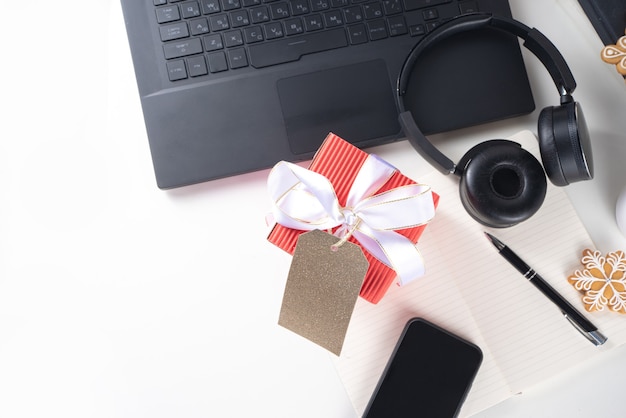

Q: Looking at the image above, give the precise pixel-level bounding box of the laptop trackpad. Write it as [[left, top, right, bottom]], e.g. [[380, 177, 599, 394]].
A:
[[277, 59, 400, 155]]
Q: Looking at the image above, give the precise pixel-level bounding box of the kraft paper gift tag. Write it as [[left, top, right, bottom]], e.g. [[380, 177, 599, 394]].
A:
[[279, 229, 369, 355]]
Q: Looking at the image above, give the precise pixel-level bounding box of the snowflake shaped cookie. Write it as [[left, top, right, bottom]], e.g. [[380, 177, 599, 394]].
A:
[[568, 249, 626, 313]]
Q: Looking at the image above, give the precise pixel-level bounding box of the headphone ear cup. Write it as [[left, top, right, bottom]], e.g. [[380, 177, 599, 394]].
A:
[[538, 102, 593, 186], [459, 141, 547, 228], [538, 106, 568, 186]]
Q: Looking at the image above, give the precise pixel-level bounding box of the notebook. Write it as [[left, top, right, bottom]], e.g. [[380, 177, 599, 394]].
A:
[[120, 0, 535, 189], [332, 131, 626, 417]]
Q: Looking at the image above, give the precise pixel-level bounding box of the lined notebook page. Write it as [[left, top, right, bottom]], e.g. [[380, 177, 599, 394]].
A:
[[332, 131, 626, 417]]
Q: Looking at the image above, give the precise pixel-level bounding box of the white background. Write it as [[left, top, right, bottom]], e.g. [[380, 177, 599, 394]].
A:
[[2, 0, 626, 417]]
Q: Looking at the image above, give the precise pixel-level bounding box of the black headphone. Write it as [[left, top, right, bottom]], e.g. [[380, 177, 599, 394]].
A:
[[397, 13, 594, 228]]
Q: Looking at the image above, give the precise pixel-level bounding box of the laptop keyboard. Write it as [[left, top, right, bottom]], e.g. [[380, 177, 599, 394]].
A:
[[154, 0, 480, 81]]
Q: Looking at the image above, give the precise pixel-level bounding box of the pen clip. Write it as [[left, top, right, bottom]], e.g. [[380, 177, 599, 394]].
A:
[[563, 313, 607, 346]]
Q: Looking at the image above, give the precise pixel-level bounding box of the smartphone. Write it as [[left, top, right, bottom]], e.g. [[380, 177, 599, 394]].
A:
[[363, 318, 483, 418]]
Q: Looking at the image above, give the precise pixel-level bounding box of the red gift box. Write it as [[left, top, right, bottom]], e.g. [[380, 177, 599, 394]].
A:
[[268, 133, 439, 304]]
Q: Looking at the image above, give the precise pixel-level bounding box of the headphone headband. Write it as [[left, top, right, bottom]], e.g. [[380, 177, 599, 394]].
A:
[[398, 13, 576, 99], [397, 13, 577, 175]]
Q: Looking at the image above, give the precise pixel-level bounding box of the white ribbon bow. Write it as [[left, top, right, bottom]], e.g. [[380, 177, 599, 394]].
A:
[[268, 155, 436, 285]]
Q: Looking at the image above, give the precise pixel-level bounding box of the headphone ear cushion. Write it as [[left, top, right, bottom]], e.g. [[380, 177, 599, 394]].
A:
[[459, 141, 547, 228], [538, 106, 568, 186]]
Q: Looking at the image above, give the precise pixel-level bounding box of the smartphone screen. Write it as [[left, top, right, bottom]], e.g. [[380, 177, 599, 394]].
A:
[[363, 318, 483, 418]]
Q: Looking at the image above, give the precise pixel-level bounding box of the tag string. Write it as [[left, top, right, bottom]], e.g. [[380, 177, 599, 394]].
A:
[[331, 218, 362, 252]]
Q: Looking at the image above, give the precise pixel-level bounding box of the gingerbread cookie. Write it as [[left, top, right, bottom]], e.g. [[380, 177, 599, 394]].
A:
[[601, 31, 626, 76], [568, 249, 626, 313]]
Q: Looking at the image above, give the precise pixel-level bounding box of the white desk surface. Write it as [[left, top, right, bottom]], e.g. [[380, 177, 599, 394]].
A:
[[2, 1, 626, 417]]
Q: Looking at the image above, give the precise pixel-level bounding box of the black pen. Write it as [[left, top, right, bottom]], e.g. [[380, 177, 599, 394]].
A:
[[484, 232, 607, 346]]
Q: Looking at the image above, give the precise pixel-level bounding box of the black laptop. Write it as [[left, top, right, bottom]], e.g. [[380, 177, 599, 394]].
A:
[[121, 0, 534, 189]]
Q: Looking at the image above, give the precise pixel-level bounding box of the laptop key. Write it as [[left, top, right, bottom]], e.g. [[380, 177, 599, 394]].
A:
[[458, 1, 478, 13], [409, 23, 424, 36], [422, 8, 438, 20], [382, 0, 402, 15], [224, 29, 244, 46], [209, 14, 231, 30], [367, 19, 387, 40], [310, 0, 329, 11], [347, 23, 368, 44], [181, 1, 202, 18], [228, 48, 249, 68], [388, 15, 407, 35], [284, 17, 304, 35], [222, 0, 242, 10], [166, 59, 188, 80], [156, 6, 181, 23], [303, 14, 324, 31], [403, 0, 450, 12], [159, 22, 190, 41], [344, 6, 364, 24], [291, 0, 310, 15], [163, 38, 203, 59], [363, 3, 383, 19], [189, 17, 210, 35], [204, 33, 224, 50], [248, 27, 347, 68], [324, 10, 344, 26], [250, 5, 270, 23], [230, 9, 251, 26], [244, 25, 265, 42], [264, 21, 285, 38], [269, 2, 291, 19], [208, 51, 229, 72], [200, 0, 221, 14], [187, 55, 209, 76]]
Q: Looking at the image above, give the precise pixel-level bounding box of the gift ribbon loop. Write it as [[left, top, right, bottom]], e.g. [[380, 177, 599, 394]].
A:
[[268, 156, 436, 285]]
